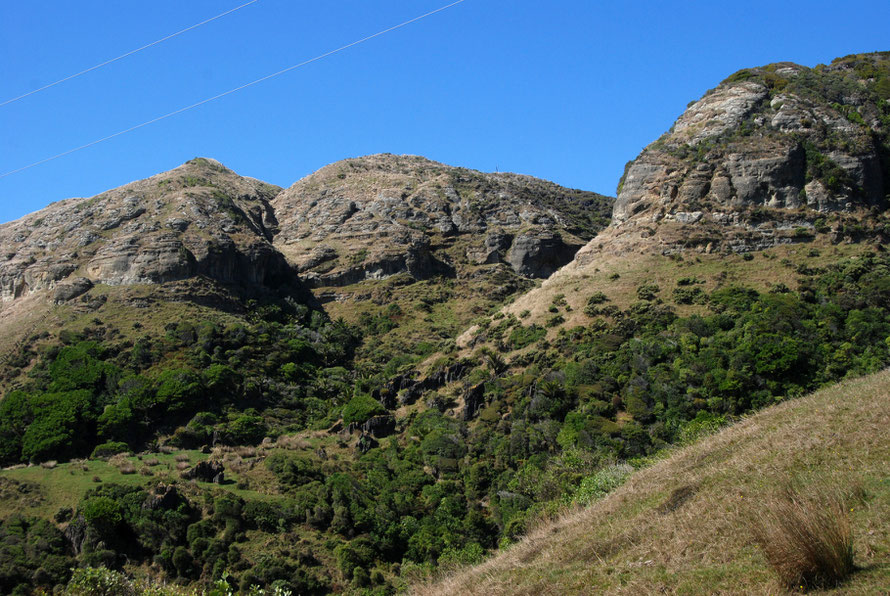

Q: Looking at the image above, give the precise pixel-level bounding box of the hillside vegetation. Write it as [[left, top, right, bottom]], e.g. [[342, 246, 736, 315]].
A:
[[0, 52, 889, 595], [418, 368, 890, 595]]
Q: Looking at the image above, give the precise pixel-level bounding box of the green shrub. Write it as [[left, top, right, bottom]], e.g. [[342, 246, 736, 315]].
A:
[[636, 283, 661, 301], [90, 441, 130, 459], [572, 463, 634, 505], [342, 394, 386, 425], [81, 496, 123, 537], [508, 325, 546, 349], [64, 567, 137, 596]]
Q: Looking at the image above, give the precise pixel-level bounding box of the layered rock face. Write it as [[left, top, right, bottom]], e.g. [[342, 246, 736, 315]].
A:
[[0, 158, 287, 302], [611, 52, 890, 253], [0, 155, 613, 308], [271, 154, 612, 286]]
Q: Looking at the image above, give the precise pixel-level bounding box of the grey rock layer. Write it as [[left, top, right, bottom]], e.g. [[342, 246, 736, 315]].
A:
[[614, 54, 889, 227], [272, 154, 612, 283]]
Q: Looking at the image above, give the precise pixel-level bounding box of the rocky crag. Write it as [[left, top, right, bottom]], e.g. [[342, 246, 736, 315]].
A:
[[272, 154, 612, 288], [463, 52, 890, 340], [0, 155, 611, 304], [0, 158, 288, 305], [0, 155, 613, 369], [603, 51, 890, 256]]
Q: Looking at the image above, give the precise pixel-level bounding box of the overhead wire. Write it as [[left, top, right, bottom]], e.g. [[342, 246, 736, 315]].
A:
[[0, 0, 468, 180], [0, 0, 260, 107]]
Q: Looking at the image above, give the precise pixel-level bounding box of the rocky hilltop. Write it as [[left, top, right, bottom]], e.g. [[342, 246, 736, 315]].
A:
[[0, 158, 288, 305], [468, 52, 890, 337], [607, 51, 890, 254], [272, 154, 612, 286], [0, 155, 612, 306]]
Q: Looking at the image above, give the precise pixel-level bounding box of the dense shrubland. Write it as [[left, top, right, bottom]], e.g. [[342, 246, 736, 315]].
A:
[[1, 250, 890, 593]]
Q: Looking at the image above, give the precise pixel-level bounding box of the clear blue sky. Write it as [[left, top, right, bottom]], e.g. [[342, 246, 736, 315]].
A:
[[1, 0, 888, 224]]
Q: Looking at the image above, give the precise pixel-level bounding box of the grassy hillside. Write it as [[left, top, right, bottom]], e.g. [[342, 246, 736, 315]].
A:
[[416, 369, 890, 595]]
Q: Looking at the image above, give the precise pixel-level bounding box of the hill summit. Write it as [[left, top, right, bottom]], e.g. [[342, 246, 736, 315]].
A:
[[608, 51, 890, 254]]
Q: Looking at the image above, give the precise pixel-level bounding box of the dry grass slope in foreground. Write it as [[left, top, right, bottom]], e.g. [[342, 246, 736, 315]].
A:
[[417, 370, 890, 595]]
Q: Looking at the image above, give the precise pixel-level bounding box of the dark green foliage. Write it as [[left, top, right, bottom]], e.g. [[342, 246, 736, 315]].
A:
[[90, 441, 130, 459], [223, 413, 268, 445], [265, 453, 323, 489], [672, 286, 706, 304], [0, 515, 73, 594], [0, 388, 97, 463], [636, 282, 661, 301], [508, 324, 546, 350], [342, 394, 386, 425], [81, 496, 123, 537], [802, 141, 857, 193]]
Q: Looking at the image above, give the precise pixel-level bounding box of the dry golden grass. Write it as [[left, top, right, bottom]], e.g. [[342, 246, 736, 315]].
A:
[[750, 484, 855, 590], [173, 453, 190, 463], [275, 435, 310, 450], [236, 446, 257, 458], [416, 370, 890, 595]]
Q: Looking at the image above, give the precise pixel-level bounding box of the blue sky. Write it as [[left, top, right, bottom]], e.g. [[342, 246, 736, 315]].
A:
[[1, 0, 888, 224]]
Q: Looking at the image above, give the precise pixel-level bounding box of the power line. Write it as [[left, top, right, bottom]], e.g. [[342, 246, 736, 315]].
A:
[[0, 0, 469, 180], [0, 0, 260, 107]]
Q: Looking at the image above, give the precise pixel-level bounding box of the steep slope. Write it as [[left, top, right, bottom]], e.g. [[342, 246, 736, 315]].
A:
[[0, 158, 307, 391], [271, 153, 613, 375], [418, 369, 890, 595], [0, 157, 285, 300], [466, 52, 890, 338]]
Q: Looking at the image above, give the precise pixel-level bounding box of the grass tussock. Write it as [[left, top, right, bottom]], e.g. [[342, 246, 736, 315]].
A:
[[236, 446, 257, 458], [750, 483, 855, 591], [118, 463, 137, 475], [275, 435, 310, 450]]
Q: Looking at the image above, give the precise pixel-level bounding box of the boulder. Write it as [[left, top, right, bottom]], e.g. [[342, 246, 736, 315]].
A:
[[52, 277, 93, 303], [180, 460, 225, 483]]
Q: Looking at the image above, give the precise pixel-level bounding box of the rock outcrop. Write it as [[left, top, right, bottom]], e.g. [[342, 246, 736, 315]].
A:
[[180, 460, 225, 483], [271, 154, 612, 285], [611, 52, 890, 254], [0, 158, 292, 303]]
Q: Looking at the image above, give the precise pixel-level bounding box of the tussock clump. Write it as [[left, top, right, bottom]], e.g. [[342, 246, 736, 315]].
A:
[[118, 463, 137, 475], [39, 460, 57, 469], [749, 483, 855, 590], [276, 435, 310, 450], [108, 454, 132, 468], [175, 461, 191, 471], [236, 446, 257, 458], [174, 453, 190, 462], [143, 457, 160, 467]]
